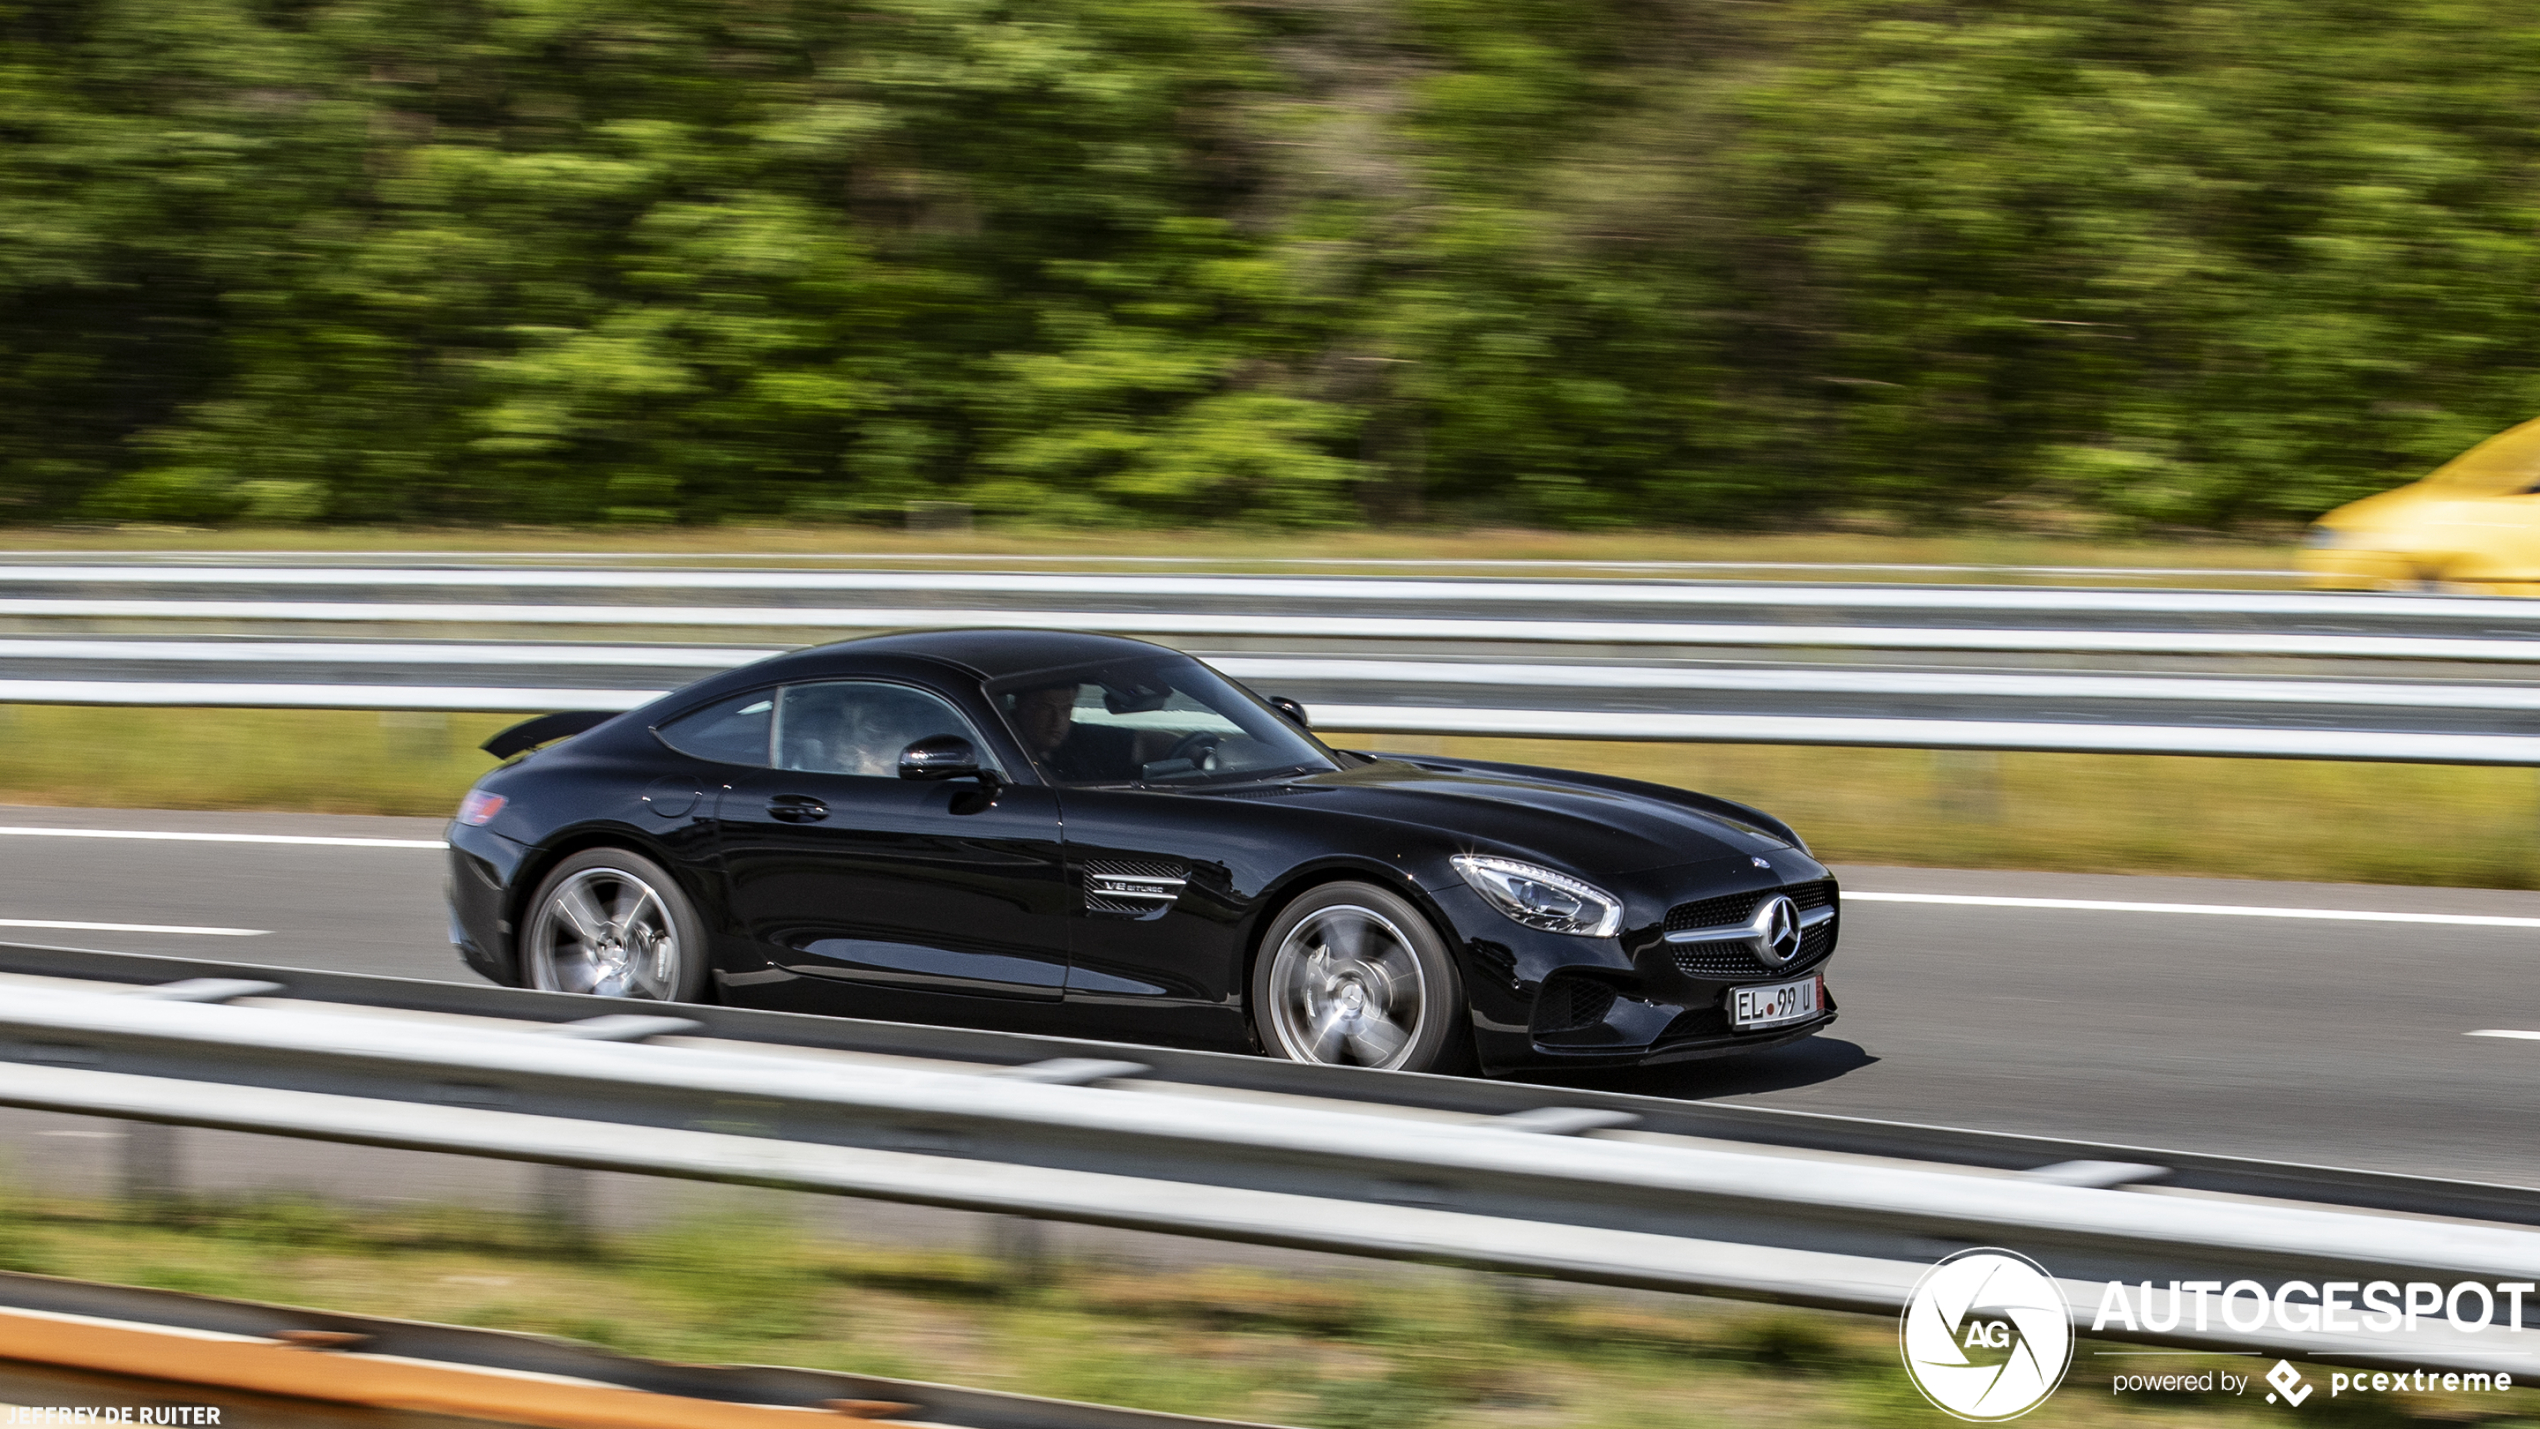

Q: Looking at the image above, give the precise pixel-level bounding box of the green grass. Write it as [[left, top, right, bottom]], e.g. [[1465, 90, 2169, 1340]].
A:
[[1359, 736, 2540, 891], [0, 1187, 2524, 1428], [0, 705, 517, 818], [2, 705, 2532, 889]]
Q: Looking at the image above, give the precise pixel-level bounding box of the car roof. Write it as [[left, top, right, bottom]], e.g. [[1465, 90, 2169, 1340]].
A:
[[623, 630, 1191, 729], [783, 628, 1181, 683]]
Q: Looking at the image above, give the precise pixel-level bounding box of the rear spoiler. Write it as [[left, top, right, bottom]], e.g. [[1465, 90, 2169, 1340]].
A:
[[481, 710, 619, 760]]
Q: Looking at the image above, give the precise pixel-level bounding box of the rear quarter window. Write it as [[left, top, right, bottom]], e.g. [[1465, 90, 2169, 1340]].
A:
[[655, 691, 775, 765]]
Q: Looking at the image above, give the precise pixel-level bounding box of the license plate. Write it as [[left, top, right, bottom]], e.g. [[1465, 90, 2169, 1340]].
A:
[[1731, 975, 1821, 1030]]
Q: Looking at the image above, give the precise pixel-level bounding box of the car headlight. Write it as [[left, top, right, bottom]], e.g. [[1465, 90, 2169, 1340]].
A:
[[1450, 855, 1624, 938], [2302, 525, 2343, 549]]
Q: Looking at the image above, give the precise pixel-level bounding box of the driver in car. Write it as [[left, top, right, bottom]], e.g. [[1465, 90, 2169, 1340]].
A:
[[1009, 682, 1139, 782]]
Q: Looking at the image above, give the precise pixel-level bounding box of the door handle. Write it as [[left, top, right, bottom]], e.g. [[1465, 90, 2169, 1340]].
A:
[[767, 795, 829, 823]]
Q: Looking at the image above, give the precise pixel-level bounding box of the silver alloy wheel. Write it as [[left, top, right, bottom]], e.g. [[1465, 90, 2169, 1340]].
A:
[[1263, 903, 1430, 1069], [527, 865, 684, 998]]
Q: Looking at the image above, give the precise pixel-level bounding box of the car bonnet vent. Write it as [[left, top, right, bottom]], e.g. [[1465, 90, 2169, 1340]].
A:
[[1085, 860, 1188, 917]]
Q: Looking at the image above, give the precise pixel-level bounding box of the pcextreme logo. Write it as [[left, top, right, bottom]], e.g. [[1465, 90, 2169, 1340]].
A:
[[2264, 1360, 2313, 1406], [1900, 1248, 2076, 1421]]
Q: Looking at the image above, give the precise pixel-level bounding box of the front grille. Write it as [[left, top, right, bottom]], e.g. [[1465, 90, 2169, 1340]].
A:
[[1663, 878, 1835, 934], [1673, 922, 1835, 979], [1531, 974, 1618, 1034], [1085, 859, 1187, 916], [1664, 879, 1838, 980]]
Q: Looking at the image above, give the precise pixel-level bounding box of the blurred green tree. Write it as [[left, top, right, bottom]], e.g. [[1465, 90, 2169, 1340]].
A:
[[4, 0, 2540, 528]]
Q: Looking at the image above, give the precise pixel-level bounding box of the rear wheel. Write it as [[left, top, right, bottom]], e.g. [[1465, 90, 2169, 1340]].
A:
[[1251, 882, 1471, 1073], [522, 848, 708, 1001]]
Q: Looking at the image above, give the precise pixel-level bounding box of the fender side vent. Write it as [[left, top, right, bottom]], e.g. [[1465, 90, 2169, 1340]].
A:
[[1086, 860, 1187, 917]]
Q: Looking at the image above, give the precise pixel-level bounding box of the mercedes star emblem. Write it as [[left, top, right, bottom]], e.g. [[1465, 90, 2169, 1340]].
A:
[[1758, 895, 1803, 967]]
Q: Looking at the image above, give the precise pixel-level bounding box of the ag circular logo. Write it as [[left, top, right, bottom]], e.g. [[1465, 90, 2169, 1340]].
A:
[[1899, 1248, 2074, 1421]]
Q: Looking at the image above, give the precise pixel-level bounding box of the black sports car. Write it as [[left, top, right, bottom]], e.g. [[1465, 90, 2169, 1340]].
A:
[[445, 629, 1839, 1075]]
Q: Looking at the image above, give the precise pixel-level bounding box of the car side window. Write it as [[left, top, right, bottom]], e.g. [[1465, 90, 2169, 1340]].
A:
[[774, 681, 1001, 779], [654, 691, 776, 765]]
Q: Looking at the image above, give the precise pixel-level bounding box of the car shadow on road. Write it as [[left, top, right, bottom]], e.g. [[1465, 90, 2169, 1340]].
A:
[[1513, 1036, 1879, 1102]]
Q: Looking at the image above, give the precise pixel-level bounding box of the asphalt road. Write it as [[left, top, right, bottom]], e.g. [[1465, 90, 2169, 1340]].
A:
[[3, 802, 2535, 1188]]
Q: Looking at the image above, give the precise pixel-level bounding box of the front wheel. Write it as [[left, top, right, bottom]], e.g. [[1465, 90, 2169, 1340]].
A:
[[521, 848, 709, 1001], [1251, 882, 1471, 1073]]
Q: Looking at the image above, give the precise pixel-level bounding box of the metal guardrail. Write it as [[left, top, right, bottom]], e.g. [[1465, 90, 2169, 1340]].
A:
[[1308, 706, 2540, 763], [11, 605, 2540, 659], [0, 565, 2439, 614], [19, 642, 2540, 710], [0, 944, 2533, 1374], [0, 550, 2310, 579], [10, 679, 2535, 760], [8, 942, 2528, 1226], [0, 563, 2526, 635], [4, 562, 2540, 761]]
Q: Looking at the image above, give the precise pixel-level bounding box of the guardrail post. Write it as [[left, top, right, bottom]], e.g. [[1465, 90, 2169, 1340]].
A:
[[906, 500, 974, 534], [379, 710, 449, 759], [1934, 749, 2000, 821], [986, 1214, 1053, 1286], [531, 1163, 597, 1245], [120, 1121, 181, 1212], [1491, 1271, 1551, 1333]]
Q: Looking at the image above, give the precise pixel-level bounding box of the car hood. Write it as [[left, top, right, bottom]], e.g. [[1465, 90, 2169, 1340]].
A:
[[1266, 757, 1790, 876], [2316, 479, 2447, 533]]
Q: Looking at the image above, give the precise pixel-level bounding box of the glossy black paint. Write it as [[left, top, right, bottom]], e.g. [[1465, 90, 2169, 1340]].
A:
[[445, 630, 1841, 1073]]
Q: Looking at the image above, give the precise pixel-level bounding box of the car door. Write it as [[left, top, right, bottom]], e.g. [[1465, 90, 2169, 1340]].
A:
[[711, 679, 1073, 1009], [2448, 486, 2540, 588], [1054, 786, 1255, 1049]]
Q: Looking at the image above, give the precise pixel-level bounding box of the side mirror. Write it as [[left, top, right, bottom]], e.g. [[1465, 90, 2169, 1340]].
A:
[[899, 734, 988, 782], [1268, 696, 1311, 730]]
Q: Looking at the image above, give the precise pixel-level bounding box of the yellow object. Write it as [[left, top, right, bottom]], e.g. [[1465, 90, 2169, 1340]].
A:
[[0, 1305, 854, 1428], [2300, 417, 2540, 591]]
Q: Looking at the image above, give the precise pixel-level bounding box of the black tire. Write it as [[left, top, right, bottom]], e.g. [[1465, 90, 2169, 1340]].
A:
[[520, 847, 710, 1002], [1249, 881, 1473, 1074]]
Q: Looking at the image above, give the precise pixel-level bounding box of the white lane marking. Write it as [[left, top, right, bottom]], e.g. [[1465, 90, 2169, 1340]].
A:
[[0, 918, 265, 936], [2468, 1029, 2540, 1040], [0, 825, 445, 849], [0, 822, 2522, 931], [0, 825, 2520, 933], [1847, 891, 2540, 928]]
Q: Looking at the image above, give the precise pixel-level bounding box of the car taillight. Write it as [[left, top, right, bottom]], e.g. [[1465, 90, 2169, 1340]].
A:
[[457, 791, 507, 826]]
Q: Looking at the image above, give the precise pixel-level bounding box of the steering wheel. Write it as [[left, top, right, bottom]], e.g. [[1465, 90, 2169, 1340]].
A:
[[1166, 730, 1224, 772]]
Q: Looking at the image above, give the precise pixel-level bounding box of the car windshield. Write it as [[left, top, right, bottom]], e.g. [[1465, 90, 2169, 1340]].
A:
[[2427, 417, 2540, 493], [994, 656, 1336, 787]]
